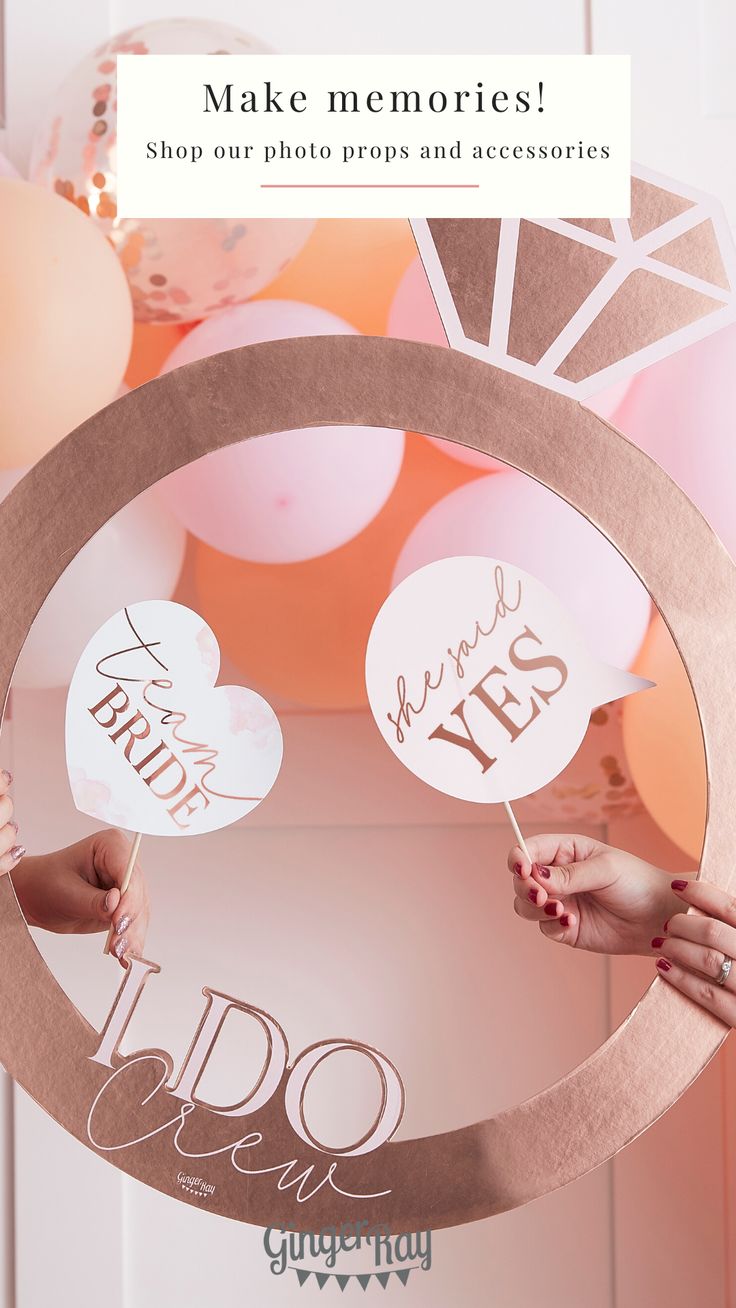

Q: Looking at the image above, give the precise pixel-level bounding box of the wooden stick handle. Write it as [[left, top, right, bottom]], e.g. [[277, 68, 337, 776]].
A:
[[503, 801, 532, 867], [103, 832, 142, 956]]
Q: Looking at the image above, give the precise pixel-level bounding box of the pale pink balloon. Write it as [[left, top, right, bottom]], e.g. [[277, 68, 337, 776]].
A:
[[0, 153, 19, 180], [583, 377, 631, 421], [387, 257, 447, 349], [424, 433, 504, 472], [612, 324, 736, 556], [393, 472, 652, 671], [13, 491, 186, 689], [157, 300, 405, 563], [388, 257, 501, 473]]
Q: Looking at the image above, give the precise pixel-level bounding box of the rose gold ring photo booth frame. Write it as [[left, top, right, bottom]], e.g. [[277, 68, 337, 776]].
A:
[[0, 334, 733, 1230]]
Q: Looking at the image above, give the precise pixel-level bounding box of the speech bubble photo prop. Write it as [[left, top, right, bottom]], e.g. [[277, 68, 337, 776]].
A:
[[365, 556, 651, 846], [66, 599, 283, 949], [0, 163, 735, 1231]]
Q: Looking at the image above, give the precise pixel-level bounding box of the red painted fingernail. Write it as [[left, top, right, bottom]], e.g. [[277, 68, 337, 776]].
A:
[[560, 914, 571, 927], [651, 937, 665, 949], [528, 888, 539, 904], [544, 902, 560, 916], [657, 958, 672, 972], [671, 880, 688, 891], [513, 862, 522, 876], [537, 865, 551, 879]]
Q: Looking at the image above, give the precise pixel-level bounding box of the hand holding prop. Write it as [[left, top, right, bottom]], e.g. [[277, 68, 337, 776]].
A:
[[65, 600, 283, 954]]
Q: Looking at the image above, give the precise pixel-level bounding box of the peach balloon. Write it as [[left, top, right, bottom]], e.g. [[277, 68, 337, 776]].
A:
[[622, 614, 706, 861], [194, 434, 483, 709], [254, 219, 418, 336], [0, 179, 132, 467]]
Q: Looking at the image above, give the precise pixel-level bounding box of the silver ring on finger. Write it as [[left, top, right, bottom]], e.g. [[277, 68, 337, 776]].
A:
[[716, 955, 733, 987]]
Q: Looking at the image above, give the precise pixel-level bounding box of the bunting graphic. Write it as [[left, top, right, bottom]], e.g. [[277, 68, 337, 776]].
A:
[[289, 1264, 420, 1289]]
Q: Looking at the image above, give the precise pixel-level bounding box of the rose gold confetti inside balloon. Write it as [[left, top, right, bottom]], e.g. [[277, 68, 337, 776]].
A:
[[516, 700, 644, 826], [30, 19, 315, 324]]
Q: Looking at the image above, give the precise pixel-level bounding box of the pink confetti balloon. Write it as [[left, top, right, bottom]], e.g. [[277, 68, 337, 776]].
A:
[[393, 471, 652, 671], [29, 19, 314, 324], [157, 301, 406, 563]]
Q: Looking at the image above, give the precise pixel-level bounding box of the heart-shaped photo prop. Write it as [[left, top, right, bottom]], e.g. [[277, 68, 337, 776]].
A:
[[66, 600, 283, 837], [365, 556, 652, 805]]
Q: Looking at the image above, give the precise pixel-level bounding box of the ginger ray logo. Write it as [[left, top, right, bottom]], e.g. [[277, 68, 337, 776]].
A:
[[176, 1172, 216, 1200], [263, 1224, 432, 1289]]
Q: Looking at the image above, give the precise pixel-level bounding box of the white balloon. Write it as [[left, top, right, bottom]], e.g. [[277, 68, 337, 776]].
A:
[[157, 301, 406, 563], [13, 490, 186, 689], [393, 473, 652, 672]]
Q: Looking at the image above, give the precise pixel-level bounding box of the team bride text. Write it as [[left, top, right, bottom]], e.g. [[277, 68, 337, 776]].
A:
[[87, 956, 404, 1204], [86, 608, 257, 831]]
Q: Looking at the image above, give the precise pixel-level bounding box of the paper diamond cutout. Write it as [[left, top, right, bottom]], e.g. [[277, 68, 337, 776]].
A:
[[426, 218, 501, 344], [556, 268, 721, 383], [564, 218, 615, 239], [650, 219, 729, 290], [629, 176, 694, 240], [508, 223, 615, 365], [411, 164, 736, 400]]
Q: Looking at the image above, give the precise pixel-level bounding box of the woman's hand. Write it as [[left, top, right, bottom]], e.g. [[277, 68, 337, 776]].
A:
[[509, 833, 687, 956], [11, 829, 149, 968], [0, 769, 24, 873], [652, 878, 736, 1025]]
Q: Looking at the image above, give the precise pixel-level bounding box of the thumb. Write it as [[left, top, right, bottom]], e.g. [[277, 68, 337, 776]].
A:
[[536, 856, 610, 898], [66, 879, 120, 925]]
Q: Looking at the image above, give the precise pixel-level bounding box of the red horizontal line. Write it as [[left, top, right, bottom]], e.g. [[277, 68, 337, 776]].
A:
[[260, 183, 480, 189]]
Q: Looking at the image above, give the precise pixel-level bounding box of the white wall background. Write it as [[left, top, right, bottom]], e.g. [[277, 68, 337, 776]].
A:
[[0, 3, 734, 1307]]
